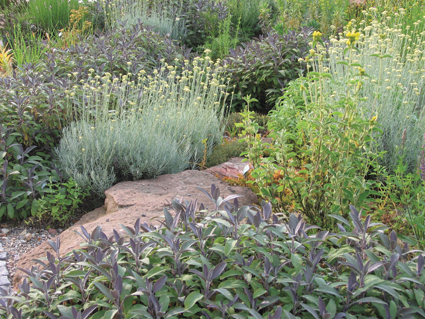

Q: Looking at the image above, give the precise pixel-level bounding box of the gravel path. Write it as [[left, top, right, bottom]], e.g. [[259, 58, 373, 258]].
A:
[[0, 225, 62, 293]]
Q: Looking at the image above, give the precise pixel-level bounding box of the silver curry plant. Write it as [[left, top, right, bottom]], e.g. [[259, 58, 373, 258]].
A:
[[1, 184, 425, 318], [307, 8, 425, 173]]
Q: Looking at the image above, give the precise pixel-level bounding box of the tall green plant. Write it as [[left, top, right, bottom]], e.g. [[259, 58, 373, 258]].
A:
[[318, 10, 425, 173], [28, 0, 80, 33], [204, 14, 240, 60], [8, 24, 50, 66], [243, 34, 382, 227]]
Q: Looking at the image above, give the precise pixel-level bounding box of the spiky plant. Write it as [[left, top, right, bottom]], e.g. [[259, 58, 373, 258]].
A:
[[0, 43, 13, 76]]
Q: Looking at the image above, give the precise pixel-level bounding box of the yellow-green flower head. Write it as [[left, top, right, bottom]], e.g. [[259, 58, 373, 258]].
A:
[[312, 31, 322, 42], [358, 67, 365, 76], [346, 31, 360, 44]]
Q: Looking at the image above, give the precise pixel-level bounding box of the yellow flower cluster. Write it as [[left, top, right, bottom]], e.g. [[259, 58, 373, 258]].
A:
[[313, 31, 322, 42], [346, 31, 360, 45]]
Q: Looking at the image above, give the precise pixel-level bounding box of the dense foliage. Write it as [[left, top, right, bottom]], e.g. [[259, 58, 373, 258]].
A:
[[2, 185, 425, 318], [1, 3, 425, 316], [0, 22, 189, 221], [56, 56, 228, 196], [223, 28, 312, 112]]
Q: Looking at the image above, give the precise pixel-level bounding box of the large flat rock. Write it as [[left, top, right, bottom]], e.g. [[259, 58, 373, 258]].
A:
[[13, 169, 258, 289]]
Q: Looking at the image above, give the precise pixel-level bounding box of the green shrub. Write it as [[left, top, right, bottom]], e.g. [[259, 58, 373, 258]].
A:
[[0, 127, 64, 220], [3, 184, 425, 318], [205, 139, 248, 168], [56, 56, 228, 197], [225, 111, 269, 137], [242, 36, 382, 227], [30, 177, 89, 227], [173, 0, 230, 51], [104, 0, 187, 41], [0, 66, 70, 148], [223, 28, 312, 113], [227, 0, 263, 41], [203, 13, 240, 61]]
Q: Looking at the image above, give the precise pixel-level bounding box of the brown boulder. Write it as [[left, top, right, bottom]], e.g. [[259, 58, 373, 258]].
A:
[[205, 157, 253, 180], [13, 169, 258, 289]]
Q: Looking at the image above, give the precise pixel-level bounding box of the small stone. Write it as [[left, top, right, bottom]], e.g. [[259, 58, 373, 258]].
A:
[[19, 240, 26, 244], [14, 255, 20, 262], [0, 261, 5, 267], [0, 268, 8, 276], [48, 229, 57, 235], [0, 252, 6, 260], [58, 229, 63, 233], [1, 229, 9, 235], [24, 233, 32, 241], [19, 229, 27, 236], [0, 276, 10, 286]]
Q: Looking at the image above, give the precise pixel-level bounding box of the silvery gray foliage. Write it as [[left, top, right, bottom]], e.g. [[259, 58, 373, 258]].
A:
[[1, 184, 425, 319]]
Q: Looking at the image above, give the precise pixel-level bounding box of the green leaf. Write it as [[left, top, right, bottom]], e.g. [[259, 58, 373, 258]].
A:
[[94, 282, 115, 301], [283, 310, 297, 319], [90, 310, 108, 319], [31, 199, 39, 216], [415, 289, 424, 307], [234, 303, 263, 319], [164, 307, 185, 318], [7, 203, 14, 219], [16, 199, 28, 210], [214, 288, 233, 300], [375, 284, 400, 300], [221, 270, 242, 279], [328, 214, 351, 227], [159, 295, 170, 313], [327, 299, 336, 318], [0, 206, 6, 218], [353, 297, 387, 305], [253, 288, 267, 298], [128, 305, 152, 318], [57, 305, 74, 318], [291, 254, 302, 270], [314, 286, 341, 298], [104, 310, 118, 319], [389, 300, 397, 319], [66, 270, 88, 277], [146, 266, 167, 279], [218, 280, 248, 289], [224, 239, 237, 256], [327, 246, 355, 262], [184, 291, 203, 310]]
